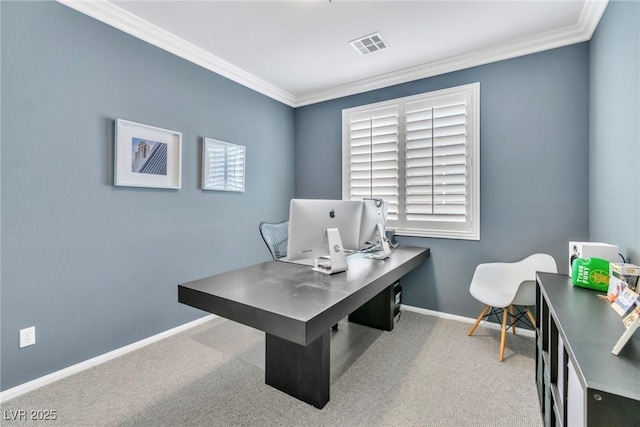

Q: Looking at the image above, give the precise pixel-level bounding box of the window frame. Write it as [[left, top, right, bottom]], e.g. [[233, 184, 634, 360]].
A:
[[342, 82, 480, 240]]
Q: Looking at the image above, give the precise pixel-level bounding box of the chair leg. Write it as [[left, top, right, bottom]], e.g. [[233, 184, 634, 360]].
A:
[[499, 307, 508, 362], [525, 308, 536, 328], [468, 305, 490, 336], [509, 305, 517, 336]]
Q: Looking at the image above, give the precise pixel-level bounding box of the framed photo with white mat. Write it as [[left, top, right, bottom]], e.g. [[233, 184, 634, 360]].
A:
[[114, 119, 182, 189]]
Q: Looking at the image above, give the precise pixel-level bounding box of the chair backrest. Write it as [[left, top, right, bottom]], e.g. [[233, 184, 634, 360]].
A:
[[470, 253, 557, 308], [259, 220, 289, 260], [512, 253, 557, 305]]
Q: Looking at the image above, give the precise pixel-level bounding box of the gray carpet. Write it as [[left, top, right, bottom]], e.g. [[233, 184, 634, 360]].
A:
[[1, 312, 542, 426]]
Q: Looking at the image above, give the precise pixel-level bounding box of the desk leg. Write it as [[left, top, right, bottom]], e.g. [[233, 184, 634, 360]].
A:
[[265, 331, 330, 409], [348, 282, 397, 331]]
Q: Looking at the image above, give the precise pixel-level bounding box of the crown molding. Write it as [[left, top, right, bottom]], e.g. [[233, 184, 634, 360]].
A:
[[57, 0, 297, 107], [294, 0, 608, 107], [58, 0, 607, 109], [578, 0, 609, 38]]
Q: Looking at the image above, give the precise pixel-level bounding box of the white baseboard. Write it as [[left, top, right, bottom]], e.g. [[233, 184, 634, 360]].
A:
[[0, 314, 217, 403], [1, 305, 535, 403], [401, 304, 536, 338]]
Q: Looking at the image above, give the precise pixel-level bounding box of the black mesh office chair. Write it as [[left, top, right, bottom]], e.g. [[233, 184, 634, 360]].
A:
[[259, 220, 289, 260]]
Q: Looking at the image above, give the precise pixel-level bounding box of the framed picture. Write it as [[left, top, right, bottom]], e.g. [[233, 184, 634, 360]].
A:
[[202, 138, 246, 192], [114, 119, 182, 189]]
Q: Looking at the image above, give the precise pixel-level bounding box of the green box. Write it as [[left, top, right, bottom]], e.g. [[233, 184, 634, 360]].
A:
[[572, 257, 610, 292]]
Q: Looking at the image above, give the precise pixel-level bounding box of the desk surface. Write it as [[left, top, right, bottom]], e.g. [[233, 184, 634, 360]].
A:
[[537, 272, 640, 401], [179, 246, 430, 346]]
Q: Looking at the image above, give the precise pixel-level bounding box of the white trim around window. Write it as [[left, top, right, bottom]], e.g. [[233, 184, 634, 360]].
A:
[[342, 82, 480, 240]]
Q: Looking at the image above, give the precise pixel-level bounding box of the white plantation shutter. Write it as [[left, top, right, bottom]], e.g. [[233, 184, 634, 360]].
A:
[[405, 93, 468, 223], [345, 105, 400, 221], [343, 83, 479, 240]]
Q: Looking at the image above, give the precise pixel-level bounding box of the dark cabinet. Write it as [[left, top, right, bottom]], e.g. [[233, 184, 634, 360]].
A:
[[535, 273, 640, 426]]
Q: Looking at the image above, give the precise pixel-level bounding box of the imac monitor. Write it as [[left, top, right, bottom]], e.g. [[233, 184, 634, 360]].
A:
[[359, 199, 388, 249], [286, 198, 389, 262], [287, 199, 363, 261]]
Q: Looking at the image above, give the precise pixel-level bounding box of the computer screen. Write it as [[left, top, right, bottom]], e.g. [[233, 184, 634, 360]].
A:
[[287, 199, 363, 261], [286, 199, 388, 262], [359, 199, 388, 249]]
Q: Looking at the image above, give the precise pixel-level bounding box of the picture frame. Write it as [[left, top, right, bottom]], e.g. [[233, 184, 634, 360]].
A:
[[612, 303, 640, 355], [201, 137, 246, 192], [114, 119, 182, 189]]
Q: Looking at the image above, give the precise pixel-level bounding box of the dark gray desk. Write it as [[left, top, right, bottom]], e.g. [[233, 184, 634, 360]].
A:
[[178, 246, 430, 408]]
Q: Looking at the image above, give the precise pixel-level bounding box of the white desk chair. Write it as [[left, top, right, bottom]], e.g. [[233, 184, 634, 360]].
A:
[[467, 253, 557, 361]]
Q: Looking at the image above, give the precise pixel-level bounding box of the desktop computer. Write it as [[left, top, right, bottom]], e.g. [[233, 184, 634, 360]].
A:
[[393, 282, 402, 322], [286, 198, 390, 273], [348, 280, 402, 331]]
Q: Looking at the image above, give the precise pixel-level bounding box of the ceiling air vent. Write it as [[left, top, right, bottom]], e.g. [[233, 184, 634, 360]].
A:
[[350, 32, 388, 55]]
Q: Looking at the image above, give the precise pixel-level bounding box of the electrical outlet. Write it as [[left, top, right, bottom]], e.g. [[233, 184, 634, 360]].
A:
[[19, 326, 36, 348]]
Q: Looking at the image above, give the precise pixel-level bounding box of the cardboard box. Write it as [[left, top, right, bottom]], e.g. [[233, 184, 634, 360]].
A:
[[609, 263, 640, 295], [610, 263, 640, 277]]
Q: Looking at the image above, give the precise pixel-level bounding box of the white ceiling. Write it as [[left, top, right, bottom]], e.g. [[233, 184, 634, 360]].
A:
[[59, 0, 608, 106]]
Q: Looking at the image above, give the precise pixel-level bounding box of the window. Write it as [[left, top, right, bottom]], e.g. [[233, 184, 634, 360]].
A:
[[342, 83, 480, 240]]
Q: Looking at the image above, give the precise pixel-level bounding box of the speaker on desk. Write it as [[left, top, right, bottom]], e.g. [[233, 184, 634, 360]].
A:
[[568, 242, 618, 277]]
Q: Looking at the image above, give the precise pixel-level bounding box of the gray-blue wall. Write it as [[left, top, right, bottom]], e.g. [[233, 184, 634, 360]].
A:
[[1, 2, 295, 391], [589, 0, 640, 263], [4, 0, 636, 394], [295, 44, 591, 318]]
